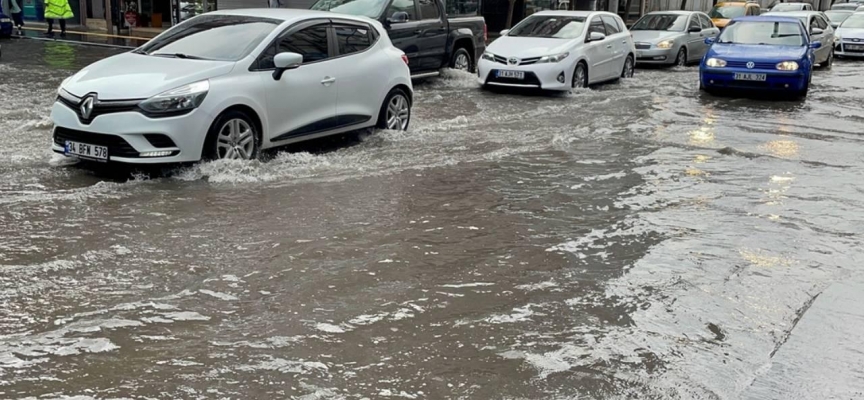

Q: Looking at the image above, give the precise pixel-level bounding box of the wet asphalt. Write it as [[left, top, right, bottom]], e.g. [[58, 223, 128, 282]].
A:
[[1, 38, 864, 399]]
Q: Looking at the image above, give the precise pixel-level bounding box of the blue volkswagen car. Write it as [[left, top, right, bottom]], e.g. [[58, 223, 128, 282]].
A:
[[699, 16, 821, 98]]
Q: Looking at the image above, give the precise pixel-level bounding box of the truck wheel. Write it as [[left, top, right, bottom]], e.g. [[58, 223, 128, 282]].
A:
[[450, 48, 473, 72]]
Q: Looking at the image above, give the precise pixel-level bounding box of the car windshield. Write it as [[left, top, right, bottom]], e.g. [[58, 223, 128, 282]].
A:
[[771, 3, 802, 11], [709, 5, 746, 19], [825, 11, 852, 23], [137, 15, 279, 61], [631, 14, 688, 31], [508, 15, 587, 38], [831, 4, 857, 10], [841, 14, 864, 28], [717, 21, 805, 45], [310, 0, 388, 18]]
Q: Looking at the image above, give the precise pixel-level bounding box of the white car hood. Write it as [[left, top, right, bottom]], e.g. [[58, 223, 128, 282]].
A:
[[630, 30, 682, 43], [488, 36, 575, 58], [837, 27, 864, 40], [62, 52, 235, 100]]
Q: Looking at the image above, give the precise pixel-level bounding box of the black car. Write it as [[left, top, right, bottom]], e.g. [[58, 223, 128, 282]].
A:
[[311, 0, 487, 77]]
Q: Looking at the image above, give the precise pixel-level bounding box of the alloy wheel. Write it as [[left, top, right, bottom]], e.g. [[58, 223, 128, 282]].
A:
[[386, 94, 410, 130], [216, 118, 255, 160], [453, 53, 470, 71], [573, 64, 586, 88], [623, 56, 635, 78], [676, 48, 687, 67]]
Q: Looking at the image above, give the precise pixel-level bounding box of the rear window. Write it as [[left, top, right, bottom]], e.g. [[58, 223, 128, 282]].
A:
[[445, 0, 479, 17], [139, 15, 279, 61]]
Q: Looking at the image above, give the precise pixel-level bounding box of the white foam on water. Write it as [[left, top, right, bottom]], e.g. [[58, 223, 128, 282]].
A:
[[439, 282, 495, 288], [198, 289, 239, 301], [515, 281, 558, 292], [314, 322, 350, 334]]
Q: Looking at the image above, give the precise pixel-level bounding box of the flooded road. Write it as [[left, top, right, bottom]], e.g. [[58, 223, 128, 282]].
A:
[[1, 40, 863, 399]]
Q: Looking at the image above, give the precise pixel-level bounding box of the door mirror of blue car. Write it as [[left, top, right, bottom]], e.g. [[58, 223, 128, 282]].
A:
[[810, 41, 822, 49], [704, 37, 715, 45]]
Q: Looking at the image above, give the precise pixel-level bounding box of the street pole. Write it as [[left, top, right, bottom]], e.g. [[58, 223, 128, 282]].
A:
[[105, 0, 113, 34]]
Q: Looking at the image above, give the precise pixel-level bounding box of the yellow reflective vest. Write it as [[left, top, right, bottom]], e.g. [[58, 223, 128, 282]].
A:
[[44, 0, 74, 19]]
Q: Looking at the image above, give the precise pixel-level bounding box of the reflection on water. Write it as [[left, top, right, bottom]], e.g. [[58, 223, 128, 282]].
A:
[[43, 42, 77, 70], [762, 139, 800, 158]]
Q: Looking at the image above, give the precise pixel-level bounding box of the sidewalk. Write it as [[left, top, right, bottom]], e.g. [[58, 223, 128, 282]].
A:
[[12, 26, 150, 49]]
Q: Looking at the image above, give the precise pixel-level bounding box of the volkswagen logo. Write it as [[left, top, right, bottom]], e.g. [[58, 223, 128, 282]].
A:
[[80, 94, 97, 120], [746, 61, 755, 69], [508, 57, 519, 66]]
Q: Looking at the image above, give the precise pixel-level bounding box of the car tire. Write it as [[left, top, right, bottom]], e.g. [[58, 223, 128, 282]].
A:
[[572, 62, 588, 89], [377, 87, 412, 131], [449, 48, 473, 73], [821, 49, 833, 69], [621, 54, 635, 78], [203, 109, 261, 161], [675, 47, 688, 67]]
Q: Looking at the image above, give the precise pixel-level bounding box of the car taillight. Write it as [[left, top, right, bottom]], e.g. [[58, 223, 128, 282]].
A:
[[401, 54, 409, 65], [483, 24, 488, 42]]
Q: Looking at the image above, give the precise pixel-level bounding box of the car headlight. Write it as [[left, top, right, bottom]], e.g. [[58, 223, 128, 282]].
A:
[[705, 58, 727, 67], [139, 80, 209, 114], [834, 35, 841, 44], [656, 40, 674, 49], [776, 61, 799, 71], [481, 52, 495, 61], [537, 52, 569, 63]]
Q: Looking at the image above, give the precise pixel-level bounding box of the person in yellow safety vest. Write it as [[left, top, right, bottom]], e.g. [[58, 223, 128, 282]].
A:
[[44, 0, 74, 37]]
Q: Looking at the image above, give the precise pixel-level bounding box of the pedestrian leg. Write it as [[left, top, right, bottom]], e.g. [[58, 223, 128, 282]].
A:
[[59, 19, 66, 36], [46, 18, 54, 35]]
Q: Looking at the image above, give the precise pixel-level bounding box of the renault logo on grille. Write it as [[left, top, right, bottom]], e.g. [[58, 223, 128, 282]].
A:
[[508, 57, 519, 65], [746, 61, 755, 69], [80, 94, 97, 120]]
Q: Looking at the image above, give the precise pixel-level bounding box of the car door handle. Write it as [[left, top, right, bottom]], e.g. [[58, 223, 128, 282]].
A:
[[605, 44, 613, 49], [414, 29, 422, 34], [622, 40, 627, 44], [321, 77, 336, 85]]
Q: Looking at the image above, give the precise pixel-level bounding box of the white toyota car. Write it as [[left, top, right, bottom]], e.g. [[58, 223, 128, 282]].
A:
[[478, 11, 636, 90], [51, 9, 413, 164]]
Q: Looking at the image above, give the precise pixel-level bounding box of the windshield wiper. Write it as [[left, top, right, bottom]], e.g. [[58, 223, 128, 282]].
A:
[[151, 53, 207, 60]]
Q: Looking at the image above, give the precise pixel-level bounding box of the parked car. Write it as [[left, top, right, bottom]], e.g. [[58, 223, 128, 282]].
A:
[[0, 8, 12, 38], [51, 10, 413, 164], [770, 2, 812, 11], [478, 11, 635, 90], [831, 3, 860, 11], [699, 16, 820, 98], [630, 11, 719, 66], [311, 0, 486, 77], [709, 1, 761, 28], [834, 11, 864, 58], [825, 10, 854, 28], [763, 11, 834, 67]]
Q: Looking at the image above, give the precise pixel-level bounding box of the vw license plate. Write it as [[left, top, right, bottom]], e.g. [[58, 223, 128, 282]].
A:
[[65, 140, 108, 161], [497, 70, 525, 79], [734, 73, 767, 81]]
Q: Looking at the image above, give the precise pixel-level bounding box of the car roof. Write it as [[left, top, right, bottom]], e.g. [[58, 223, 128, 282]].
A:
[[532, 10, 616, 17], [209, 8, 369, 23], [765, 10, 819, 16], [716, 2, 749, 6], [645, 10, 701, 15], [731, 15, 805, 23]]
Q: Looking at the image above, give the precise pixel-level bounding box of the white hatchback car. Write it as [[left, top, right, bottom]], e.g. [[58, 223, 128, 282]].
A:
[[478, 11, 636, 90], [51, 9, 413, 163]]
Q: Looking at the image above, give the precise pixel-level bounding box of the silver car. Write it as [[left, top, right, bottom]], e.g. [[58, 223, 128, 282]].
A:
[[631, 11, 720, 66], [835, 11, 864, 58], [763, 11, 835, 67]]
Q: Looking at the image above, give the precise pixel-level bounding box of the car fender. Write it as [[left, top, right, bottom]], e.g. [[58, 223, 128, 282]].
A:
[[447, 28, 477, 53], [207, 94, 271, 142]]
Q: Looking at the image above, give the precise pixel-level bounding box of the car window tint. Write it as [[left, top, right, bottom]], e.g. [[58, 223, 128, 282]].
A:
[[335, 25, 372, 55], [615, 16, 626, 32], [445, 0, 479, 17], [588, 17, 606, 36], [279, 25, 331, 63], [817, 15, 829, 29], [601, 15, 621, 34], [386, 0, 417, 20], [700, 14, 713, 28], [688, 15, 701, 30], [418, 0, 440, 19]]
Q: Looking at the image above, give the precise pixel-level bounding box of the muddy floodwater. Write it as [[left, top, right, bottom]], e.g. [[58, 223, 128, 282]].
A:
[[1, 40, 864, 399]]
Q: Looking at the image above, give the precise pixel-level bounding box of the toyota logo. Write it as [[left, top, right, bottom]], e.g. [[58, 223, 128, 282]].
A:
[[508, 57, 519, 65], [80, 94, 97, 120]]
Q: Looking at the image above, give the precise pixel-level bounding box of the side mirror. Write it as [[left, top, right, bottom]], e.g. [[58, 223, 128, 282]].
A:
[[388, 11, 410, 24], [587, 31, 606, 42], [811, 27, 823, 35], [689, 27, 701, 33], [272, 52, 303, 80], [500, 29, 510, 36], [810, 41, 822, 49], [704, 37, 715, 44]]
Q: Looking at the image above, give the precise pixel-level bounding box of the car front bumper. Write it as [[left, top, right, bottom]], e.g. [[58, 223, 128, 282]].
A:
[[477, 58, 573, 91], [635, 48, 676, 65], [700, 68, 808, 92], [834, 42, 864, 57], [50, 100, 215, 164]]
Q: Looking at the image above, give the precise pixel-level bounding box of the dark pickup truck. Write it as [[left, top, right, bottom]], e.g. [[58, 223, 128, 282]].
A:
[[311, 0, 487, 78]]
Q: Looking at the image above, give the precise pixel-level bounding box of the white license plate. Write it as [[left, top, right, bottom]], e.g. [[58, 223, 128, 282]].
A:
[[497, 70, 525, 79], [734, 73, 767, 81], [846, 44, 864, 50], [65, 140, 108, 161]]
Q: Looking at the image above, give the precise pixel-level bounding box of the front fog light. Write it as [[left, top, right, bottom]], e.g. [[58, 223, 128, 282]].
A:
[[706, 58, 727, 67], [776, 61, 799, 71], [139, 80, 209, 114], [140, 150, 174, 157], [557, 72, 566, 83]]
